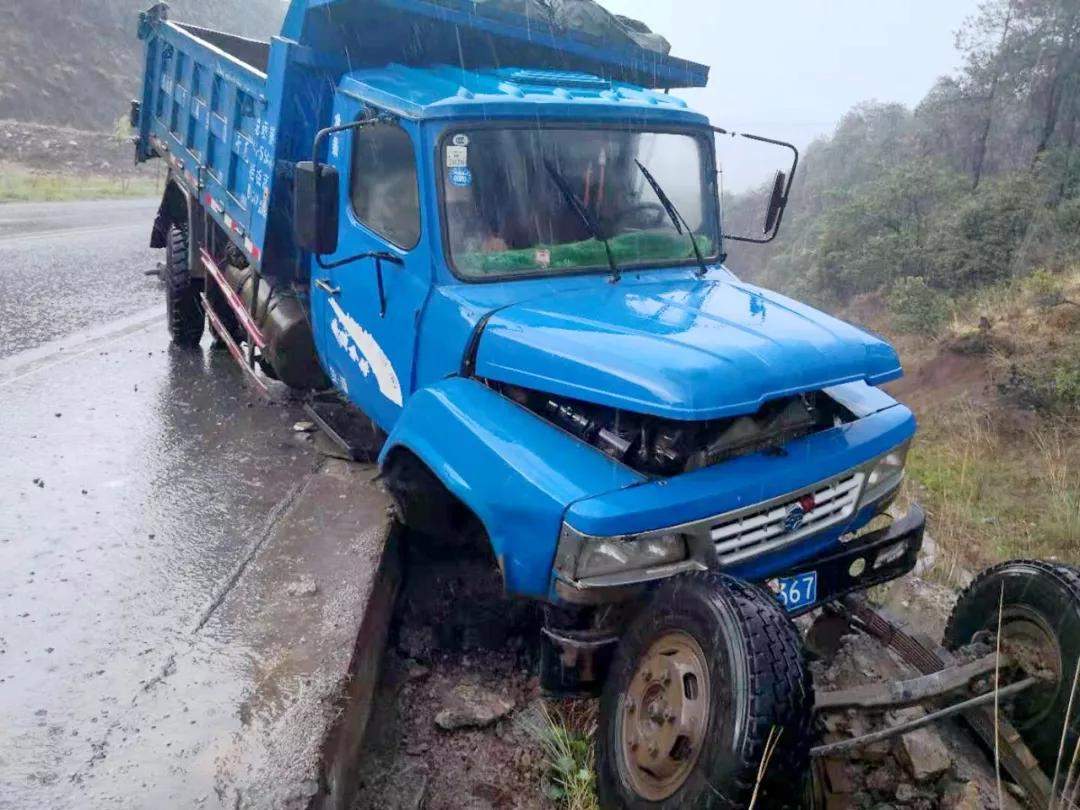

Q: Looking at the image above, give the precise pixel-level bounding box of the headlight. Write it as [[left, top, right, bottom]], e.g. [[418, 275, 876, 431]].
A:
[[555, 526, 690, 584], [859, 441, 910, 508], [575, 533, 688, 580]]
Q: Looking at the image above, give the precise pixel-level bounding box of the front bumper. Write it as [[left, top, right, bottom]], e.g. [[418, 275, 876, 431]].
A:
[[771, 504, 926, 617]]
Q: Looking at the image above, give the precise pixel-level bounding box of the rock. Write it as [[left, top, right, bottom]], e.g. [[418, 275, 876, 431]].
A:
[[823, 758, 856, 794], [865, 766, 898, 794], [406, 663, 431, 682], [898, 727, 952, 782], [292, 421, 316, 433], [434, 682, 514, 731], [943, 781, 983, 810], [286, 576, 318, 597], [894, 783, 918, 802]]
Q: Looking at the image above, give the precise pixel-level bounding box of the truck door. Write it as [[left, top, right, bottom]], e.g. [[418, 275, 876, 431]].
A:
[[311, 115, 429, 430]]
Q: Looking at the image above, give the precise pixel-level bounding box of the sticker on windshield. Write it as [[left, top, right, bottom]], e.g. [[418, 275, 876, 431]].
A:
[[452, 134, 470, 147], [449, 166, 473, 187], [446, 145, 469, 168]]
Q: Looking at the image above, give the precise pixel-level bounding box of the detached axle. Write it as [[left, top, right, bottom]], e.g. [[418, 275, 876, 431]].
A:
[[813, 594, 1058, 809]]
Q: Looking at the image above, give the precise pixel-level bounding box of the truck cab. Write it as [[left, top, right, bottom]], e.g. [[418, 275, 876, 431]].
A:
[[292, 62, 920, 608]]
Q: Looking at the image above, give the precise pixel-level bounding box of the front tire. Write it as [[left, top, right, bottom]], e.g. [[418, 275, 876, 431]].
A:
[[596, 572, 813, 809], [164, 223, 204, 347], [944, 559, 1080, 775]]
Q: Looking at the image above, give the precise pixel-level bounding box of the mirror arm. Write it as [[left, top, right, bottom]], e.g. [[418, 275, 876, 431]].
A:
[[711, 126, 800, 245], [310, 115, 382, 270]]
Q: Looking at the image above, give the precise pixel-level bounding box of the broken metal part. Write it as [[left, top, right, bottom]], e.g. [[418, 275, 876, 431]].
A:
[[835, 595, 1055, 810], [540, 607, 623, 697], [200, 293, 270, 397], [811, 677, 1039, 758], [495, 383, 854, 476], [814, 652, 1012, 712]]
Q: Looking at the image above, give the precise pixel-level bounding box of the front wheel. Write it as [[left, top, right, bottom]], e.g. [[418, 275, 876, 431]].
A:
[[596, 572, 814, 809]]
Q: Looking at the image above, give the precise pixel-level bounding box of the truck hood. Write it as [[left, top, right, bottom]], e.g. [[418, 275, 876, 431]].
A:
[[473, 278, 902, 421]]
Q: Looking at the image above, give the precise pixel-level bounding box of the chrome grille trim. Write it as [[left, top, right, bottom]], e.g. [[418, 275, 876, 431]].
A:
[[711, 472, 864, 565]]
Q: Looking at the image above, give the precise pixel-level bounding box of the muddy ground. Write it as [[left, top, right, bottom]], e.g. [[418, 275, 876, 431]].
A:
[[352, 544, 1027, 810]]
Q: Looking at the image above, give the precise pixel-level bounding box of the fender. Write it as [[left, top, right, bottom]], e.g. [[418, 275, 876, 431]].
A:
[[380, 377, 643, 598], [150, 174, 203, 277]]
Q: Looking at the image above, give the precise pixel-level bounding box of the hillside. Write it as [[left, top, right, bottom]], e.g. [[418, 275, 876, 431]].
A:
[[724, 0, 1079, 577], [0, 0, 286, 132]]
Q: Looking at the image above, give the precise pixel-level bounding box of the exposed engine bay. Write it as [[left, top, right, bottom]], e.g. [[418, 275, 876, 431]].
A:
[[492, 382, 857, 476]]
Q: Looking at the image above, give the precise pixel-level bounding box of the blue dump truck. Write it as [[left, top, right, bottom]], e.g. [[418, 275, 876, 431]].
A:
[[134, 2, 1080, 806]]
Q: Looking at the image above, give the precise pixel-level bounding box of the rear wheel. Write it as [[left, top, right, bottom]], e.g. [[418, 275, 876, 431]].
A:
[[944, 559, 1080, 776], [596, 572, 813, 809], [164, 223, 204, 347]]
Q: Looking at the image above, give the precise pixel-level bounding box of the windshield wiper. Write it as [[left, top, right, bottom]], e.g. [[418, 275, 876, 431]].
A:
[[543, 160, 621, 283], [635, 159, 709, 278]]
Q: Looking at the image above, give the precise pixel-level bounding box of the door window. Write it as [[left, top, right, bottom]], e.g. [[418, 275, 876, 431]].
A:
[[350, 122, 421, 250]]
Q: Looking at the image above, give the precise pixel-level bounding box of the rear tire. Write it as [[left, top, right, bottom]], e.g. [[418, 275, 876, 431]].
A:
[[944, 559, 1080, 776], [164, 223, 204, 347], [596, 572, 813, 809]]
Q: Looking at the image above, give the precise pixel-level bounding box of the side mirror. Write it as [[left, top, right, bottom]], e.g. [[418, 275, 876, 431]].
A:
[[763, 170, 787, 236], [712, 126, 798, 245], [294, 161, 339, 255]]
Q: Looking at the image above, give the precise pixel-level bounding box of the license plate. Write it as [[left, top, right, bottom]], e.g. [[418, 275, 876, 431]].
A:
[[776, 571, 818, 612]]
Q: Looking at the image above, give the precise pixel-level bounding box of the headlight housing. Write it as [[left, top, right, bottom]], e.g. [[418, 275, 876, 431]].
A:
[[554, 525, 692, 587], [858, 441, 910, 508]]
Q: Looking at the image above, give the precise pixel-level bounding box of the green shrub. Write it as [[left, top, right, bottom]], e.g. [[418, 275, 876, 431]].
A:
[[1053, 362, 1080, 410], [888, 276, 952, 334]]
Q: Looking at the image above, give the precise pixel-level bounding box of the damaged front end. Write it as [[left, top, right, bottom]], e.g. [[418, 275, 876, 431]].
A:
[[490, 381, 857, 477]]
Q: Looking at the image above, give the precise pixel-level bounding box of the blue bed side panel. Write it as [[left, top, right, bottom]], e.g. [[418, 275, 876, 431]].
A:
[[379, 378, 643, 597], [137, 18, 339, 277]]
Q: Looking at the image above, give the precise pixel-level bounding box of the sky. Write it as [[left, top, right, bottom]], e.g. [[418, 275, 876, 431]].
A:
[[600, 0, 983, 188]]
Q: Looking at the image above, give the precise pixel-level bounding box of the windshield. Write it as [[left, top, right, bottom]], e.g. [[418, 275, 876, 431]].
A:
[[441, 127, 720, 279]]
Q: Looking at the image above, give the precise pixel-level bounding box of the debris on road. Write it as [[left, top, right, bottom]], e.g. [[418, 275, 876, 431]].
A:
[[286, 575, 319, 597], [435, 682, 516, 732]]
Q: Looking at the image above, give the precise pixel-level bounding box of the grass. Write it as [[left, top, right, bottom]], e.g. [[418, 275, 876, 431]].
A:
[[521, 701, 599, 810], [0, 163, 161, 203], [905, 402, 1080, 579], [873, 266, 1080, 582]]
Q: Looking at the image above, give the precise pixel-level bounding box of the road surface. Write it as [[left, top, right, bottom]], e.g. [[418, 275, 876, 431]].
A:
[[0, 199, 163, 360], [0, 198, 391, 808]]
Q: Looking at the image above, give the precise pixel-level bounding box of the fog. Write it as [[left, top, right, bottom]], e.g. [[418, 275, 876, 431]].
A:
[[601, 0, 983, 189]]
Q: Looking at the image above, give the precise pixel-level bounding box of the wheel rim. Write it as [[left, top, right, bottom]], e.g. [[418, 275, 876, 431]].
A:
[[618, 630, 711, 801], [1001, 608, 1064, 727]]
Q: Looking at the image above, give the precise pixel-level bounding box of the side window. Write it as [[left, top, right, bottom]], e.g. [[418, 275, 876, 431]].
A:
[[350, 122, 421, 250]]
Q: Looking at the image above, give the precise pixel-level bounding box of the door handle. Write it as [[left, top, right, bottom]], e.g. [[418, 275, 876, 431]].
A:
[[314, 279, 340, 296]]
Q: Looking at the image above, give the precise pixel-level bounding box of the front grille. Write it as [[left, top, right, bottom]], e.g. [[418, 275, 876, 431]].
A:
[[711, 473, 864, 564]]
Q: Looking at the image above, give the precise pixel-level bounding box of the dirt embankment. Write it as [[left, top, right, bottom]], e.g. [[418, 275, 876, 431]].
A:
[[0, 118, 157, 178], [354, 544, 549, 809]]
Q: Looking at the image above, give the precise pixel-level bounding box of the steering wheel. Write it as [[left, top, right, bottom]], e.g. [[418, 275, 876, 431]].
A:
[[614, 202, 668, 230]]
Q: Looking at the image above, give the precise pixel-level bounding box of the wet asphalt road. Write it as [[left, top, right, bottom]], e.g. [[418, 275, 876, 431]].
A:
[[0, 199, 321, 807], [0, 199, 164, 360]]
